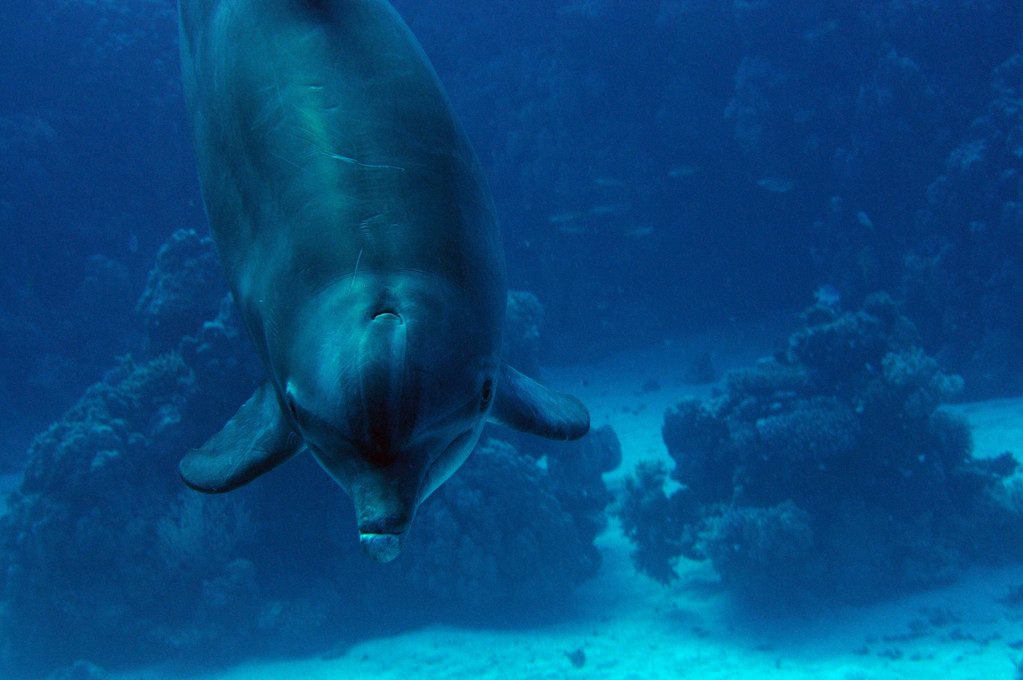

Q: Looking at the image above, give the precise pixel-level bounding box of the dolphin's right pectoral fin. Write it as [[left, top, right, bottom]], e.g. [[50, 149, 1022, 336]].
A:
[[489, 363, 590, 441], [180, 381, 301, 493]]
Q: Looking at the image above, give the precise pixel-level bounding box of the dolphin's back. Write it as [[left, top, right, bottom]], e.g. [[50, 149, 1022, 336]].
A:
[[179, 0, 504, 331]]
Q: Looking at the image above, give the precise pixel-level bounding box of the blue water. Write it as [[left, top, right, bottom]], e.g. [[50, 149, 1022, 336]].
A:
[[1, 1, 1023, 677]]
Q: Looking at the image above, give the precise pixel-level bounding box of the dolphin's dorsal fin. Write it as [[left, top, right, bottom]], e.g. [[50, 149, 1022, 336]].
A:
[[488, 363, 590, 441], [180, 381, 302, 493]]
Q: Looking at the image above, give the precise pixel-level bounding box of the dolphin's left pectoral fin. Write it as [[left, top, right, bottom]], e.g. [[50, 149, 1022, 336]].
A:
[[489, 363, 590, 440], [180, 381, 302, 493]]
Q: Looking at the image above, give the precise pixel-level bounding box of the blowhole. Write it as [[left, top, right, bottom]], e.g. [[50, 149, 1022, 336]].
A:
[[372, 310, 402, 324]]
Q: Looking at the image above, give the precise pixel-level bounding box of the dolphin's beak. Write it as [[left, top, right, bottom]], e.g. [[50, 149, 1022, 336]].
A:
[[305, 440, 418, 562], [359, 531, 406, 562], [350, 490, 415, 562], [347, 463, 418, 562]]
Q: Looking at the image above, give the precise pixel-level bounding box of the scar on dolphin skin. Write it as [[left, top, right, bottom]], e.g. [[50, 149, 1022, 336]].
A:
[[350, 248, 363, 293], [324, 151, 406, 172], [177, 0, 589, 562]]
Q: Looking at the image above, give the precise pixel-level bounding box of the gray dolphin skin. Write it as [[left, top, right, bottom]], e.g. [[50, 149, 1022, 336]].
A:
[[177, 0, 589, 561]]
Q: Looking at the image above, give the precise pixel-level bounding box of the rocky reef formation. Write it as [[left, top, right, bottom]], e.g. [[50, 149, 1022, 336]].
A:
[[0, 230, 618, 676], [135, 229, 225, 352], [503, 290, 545, 378], [619, 293, 1023, 603], [902, 54, 1023, 398]]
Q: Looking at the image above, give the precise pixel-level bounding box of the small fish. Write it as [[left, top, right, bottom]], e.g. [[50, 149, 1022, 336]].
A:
[[592, 177, 625, 188], [668, 165, 700, 179], [557, 224, 589, 235], [803, 20, 837, 42], [756, 177, 795, 193], [624, 225, 654, 238], [856, 211, 874, 231], [547, 210, 587, 224], [588, 202, 631, 216]]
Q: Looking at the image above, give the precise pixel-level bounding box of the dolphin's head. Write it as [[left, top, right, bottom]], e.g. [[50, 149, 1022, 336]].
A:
[[274, 273, 501, 562]]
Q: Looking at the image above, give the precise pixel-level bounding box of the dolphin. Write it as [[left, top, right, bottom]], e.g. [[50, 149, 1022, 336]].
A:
[[176, 0, 589, 561]]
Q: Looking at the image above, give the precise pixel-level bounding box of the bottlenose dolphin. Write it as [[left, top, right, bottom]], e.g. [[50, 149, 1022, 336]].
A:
[[177, 0, 589, 561]]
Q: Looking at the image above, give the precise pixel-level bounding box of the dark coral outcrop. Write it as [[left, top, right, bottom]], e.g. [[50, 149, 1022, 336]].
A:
[[402, 437, 600, 613], [135, 229, 225, 352], [902, 53, 1023, 397], [619, 294, 1023, 602], [0, 354, 200, 673], [503, 289, 544, 378]]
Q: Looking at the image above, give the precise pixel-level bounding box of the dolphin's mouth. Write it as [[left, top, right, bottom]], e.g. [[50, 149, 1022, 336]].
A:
[[306, 425, 476, 562], [359, 531, 405, 562], [418, 428, 475, 500]]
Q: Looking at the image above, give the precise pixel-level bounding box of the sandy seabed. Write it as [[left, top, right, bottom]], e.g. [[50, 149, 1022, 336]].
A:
[[122, 321, 1023, 680]]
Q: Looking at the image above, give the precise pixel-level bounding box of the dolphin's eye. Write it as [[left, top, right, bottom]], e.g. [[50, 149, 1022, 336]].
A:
[[480, 378, 494, 410]]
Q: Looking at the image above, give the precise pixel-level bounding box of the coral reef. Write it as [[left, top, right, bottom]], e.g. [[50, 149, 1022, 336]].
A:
[[0, 353, 201, 673], [1, 349, 614, 675], [617, 461, 691, 585], [543, 424, 622, 567], [0, 2, 197, 425], [0, 230, 615, 675], [503, 289, 544, 378], [619, 294, 1023, 602], [700, 501, 813, 599], [902, 53, 1023, 397], [5, 0, 1023, 664], [135, 229, 225, 352], [401, 437, 602, 613]]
